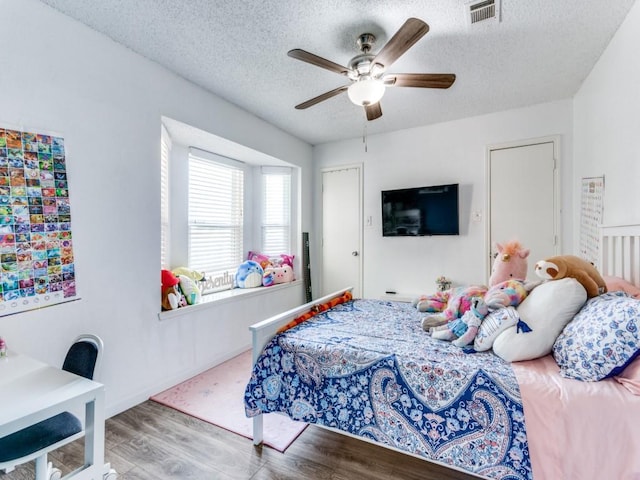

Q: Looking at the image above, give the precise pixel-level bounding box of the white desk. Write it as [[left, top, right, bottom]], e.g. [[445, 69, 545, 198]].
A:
[[0, 350, 106, 480]]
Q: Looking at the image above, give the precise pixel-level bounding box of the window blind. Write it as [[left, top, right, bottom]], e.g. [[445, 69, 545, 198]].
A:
[[188, 154, 244, 279], [261, 168, 291, 255], [160, 125, 171, 269]]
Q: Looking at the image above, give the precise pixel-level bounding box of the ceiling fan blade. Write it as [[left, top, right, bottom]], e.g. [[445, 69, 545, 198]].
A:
[[373, 18, 429, 69], [384, 73, 456, 89], [295, 85, 349, 109], [288, 49, 350, 76], [365, 102, 382, 121]]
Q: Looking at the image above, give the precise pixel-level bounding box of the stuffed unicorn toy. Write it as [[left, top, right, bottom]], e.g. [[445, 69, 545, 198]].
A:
[[489, 240, 530, 287]]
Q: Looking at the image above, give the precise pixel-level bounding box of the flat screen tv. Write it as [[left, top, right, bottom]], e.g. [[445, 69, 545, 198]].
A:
[[381, 183, 459, 236]]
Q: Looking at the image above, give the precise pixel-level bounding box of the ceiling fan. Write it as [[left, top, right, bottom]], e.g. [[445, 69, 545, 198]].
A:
[[288, 18, 456, 121]]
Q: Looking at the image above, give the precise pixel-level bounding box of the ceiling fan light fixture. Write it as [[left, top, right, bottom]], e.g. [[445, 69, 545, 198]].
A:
[[347, 78, 385, 106], [288, 18, 455, 120]]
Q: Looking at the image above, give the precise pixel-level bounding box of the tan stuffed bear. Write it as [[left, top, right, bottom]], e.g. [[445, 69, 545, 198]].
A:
[[534, 255, 607, 298]]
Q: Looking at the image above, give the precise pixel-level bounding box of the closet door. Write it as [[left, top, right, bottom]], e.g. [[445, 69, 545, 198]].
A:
[[488, 139, 559, 281], [321, 166, 362, 298]]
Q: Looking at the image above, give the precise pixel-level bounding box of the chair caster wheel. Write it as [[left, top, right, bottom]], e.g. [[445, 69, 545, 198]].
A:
[[47, 462, 62, 480], [104, 468, 118, 480]]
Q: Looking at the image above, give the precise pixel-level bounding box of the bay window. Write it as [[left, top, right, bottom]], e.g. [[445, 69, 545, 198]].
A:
[[160, 128, 298, 298]]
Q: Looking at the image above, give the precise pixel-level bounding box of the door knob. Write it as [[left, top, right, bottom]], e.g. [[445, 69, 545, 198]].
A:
[[352, 251, 359, 256]]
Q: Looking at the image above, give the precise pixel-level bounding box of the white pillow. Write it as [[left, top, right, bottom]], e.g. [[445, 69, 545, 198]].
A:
[[474, 306, 520, 352], [493, 278, 586, 362]]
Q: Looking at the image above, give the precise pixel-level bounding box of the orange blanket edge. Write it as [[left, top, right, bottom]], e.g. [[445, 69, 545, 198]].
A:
[[277, 291, 353, 333]]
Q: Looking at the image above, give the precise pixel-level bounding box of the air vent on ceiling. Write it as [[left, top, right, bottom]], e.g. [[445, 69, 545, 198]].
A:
[[466, 0, 501, 25]]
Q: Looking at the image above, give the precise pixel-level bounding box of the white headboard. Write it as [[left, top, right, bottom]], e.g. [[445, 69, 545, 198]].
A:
[[600, 224, 640, 286]]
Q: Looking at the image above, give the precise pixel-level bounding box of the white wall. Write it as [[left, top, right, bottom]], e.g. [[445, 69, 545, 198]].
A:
[[2, 0, 637, 419], [313, 0, 640, 300], [0, 0, 311, 416], [573, 0, 640, 236], [313, 100, 574, 299]]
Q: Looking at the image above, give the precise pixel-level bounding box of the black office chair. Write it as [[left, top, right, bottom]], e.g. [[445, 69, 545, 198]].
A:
[[0, 334, 115, 480]]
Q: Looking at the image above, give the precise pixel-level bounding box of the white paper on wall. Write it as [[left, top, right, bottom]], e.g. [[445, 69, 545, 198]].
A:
[[579, 176, 604, 266]]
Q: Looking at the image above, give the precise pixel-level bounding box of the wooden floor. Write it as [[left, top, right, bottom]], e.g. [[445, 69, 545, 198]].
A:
[[2, 400, 480, 480]]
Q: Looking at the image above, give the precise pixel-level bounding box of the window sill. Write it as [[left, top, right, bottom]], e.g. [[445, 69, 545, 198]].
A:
[[157, 280, 303, 321]]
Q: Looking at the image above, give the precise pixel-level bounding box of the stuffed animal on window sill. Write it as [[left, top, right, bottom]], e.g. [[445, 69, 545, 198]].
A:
[[534, 255, 607, 298], [172, 266, 205, 284], [431, 297, 489, 347], [235, 260, 264, 289], [161, 269, 186, 311], [171, 267, 204, 305], [262, 265, 294, 287], [177, 274, 202, 305]]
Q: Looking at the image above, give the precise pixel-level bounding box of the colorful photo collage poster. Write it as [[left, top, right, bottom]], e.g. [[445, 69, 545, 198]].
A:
[[0, 126, 76, 316]]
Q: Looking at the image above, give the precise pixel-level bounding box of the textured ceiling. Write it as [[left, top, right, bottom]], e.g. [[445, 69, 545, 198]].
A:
[[39, 0, 636, 145]]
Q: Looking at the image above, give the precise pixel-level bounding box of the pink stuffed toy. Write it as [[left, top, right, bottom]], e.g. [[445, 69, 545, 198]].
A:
[[489, 240, 530, 286], [413, 290, 449, 313], [417, 240, 531, 331], [484, 279, 528, 310], [430, 280, 528, 348], [248, 251, 294, 270], [418, 285, 488, 330], [431, 296, 489, 347], [262, 265, 294, 286]]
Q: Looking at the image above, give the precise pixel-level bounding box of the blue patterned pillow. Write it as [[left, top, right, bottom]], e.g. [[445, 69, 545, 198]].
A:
[[553, 292, 640, 381]]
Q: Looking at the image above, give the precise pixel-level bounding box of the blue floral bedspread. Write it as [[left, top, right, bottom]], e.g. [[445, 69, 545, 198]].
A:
[[244, 299, 532, 480]]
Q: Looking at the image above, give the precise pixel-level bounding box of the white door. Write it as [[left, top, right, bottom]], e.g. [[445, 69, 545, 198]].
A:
[[322, 166, 362, 298], [488, 139, 559, 281]]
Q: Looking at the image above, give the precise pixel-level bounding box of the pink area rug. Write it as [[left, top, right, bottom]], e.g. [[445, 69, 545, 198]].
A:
[[150, 350, 307, 452]]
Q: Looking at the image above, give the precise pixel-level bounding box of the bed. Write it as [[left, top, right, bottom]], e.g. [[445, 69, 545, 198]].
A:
[[244, 224, 640, 480]]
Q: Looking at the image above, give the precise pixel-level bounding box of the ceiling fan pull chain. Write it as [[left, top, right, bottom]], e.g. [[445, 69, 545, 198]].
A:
[[363, 123, 368, 152]]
